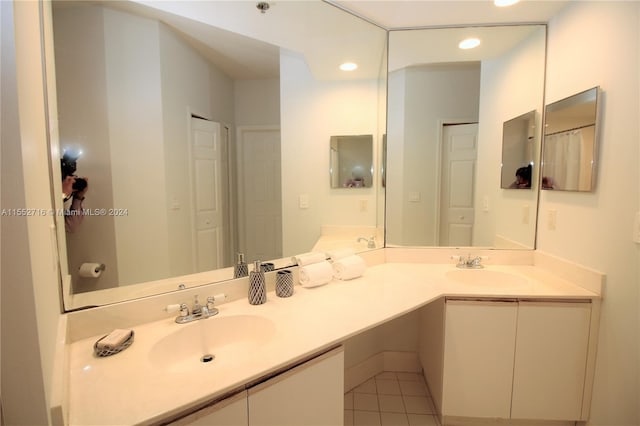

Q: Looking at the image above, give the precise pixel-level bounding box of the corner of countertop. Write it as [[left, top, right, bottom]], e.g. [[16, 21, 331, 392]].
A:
[[533, 250, 605, 296]]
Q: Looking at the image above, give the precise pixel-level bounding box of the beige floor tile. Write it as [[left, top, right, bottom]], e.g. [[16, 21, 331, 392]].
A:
[[402, 396, 434, 415], [376, 371, 398, 380], [407, 413, 439, 425], [354, 410, 382, 426], [354, 378, 378, 394], [396, 372, 423, 382], [354, 393, 379, 412], [399, 380, 428, 396], [345, 392, 354, 410], [380, 412, 410, 426], [345, 409, 355, 426], [376, 379, 402, 395], [378, 395, 405, 413]]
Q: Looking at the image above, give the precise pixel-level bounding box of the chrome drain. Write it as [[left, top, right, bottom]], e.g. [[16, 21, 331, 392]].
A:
[[200, 354, 215, 363]]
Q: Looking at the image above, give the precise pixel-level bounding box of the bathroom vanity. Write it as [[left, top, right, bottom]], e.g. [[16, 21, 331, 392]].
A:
[[60, 249, 602, 425]]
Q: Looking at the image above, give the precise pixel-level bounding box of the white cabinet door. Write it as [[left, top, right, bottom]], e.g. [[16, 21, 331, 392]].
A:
[[248, 347, 344, 426], [511, 301, 591, 420], [168, 390, 248, 426], [442, 299, 518, 419]]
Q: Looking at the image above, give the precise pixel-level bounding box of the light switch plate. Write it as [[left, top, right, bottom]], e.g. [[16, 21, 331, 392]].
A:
[[547, 209, 557, 231], [299, 194, 309, 209]]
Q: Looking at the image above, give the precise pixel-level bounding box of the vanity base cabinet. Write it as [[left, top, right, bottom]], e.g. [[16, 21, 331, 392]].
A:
[[441, 299, 518, 419], [511, 301, 591, 421], [166, 390, 248, 426], [248, 346, 344, 426], [427, 298, 593, 424]]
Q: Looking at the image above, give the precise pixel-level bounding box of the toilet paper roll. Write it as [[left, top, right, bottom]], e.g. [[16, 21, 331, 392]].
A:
[[78, 262, 105, 278]]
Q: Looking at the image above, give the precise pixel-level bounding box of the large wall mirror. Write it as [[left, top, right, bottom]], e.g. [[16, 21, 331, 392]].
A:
[[386, 25, 546, 249], [542, 87, 600, 191], [46, 1, 387, 310]]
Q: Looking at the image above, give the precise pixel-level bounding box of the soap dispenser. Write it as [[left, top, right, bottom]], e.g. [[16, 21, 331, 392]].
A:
[[248, 260, 267, 305], [234, 253, 248, 278]]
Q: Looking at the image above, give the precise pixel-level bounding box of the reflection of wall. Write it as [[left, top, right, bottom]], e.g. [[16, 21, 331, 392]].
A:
[[280, 50, 379, 255], [387, 64, 481, 246], [475, 27, 545, 248], [540, 3, 639, 425], [55, 4, 259, 290], [53, 5, 121, 291]]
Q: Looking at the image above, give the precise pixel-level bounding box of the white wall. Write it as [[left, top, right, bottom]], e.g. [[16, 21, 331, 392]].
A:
[[280, 50, 379, 255], [53, 4, 120, 292], [386, 64, 481, 246], [2, 1, 63, 423], [234, 78, 280, 126], [540, 2, 640, 425], [103, 8, 171, 286], [475, 26, 545, 248]]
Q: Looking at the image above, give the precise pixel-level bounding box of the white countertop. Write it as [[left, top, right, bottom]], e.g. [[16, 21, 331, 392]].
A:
[[66, 262, 599, 425]]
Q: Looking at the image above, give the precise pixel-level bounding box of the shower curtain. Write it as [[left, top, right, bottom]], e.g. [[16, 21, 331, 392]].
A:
[[543, 128, 593, 191]]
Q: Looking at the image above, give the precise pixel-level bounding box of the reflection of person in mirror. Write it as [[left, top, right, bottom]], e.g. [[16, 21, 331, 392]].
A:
[[61, 152, 89, 233], [542, 176, 555, 189], [509, 165, 532, 189]]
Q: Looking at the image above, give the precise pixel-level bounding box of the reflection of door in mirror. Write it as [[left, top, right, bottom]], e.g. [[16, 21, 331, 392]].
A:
[[238, 127, 283, 263], [439, 123, 479, 246]]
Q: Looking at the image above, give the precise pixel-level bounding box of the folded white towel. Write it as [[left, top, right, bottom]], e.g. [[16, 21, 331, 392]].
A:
[[299, 261, 333, 288], [326, 247, 355, 261], [292, 252, 326, 266], [332, 255, 366, 280]]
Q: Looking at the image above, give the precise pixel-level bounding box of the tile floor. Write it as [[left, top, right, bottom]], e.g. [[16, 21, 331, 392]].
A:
[[344, 371, 440, 426]]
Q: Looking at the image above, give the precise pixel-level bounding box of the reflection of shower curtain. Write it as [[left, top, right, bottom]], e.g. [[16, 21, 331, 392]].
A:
[[544, 129, 591, 190]]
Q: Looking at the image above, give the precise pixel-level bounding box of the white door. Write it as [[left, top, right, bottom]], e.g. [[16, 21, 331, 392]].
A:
[[439, 123, 478, 246], [239, 127, 282, 263], [190, 117, 224, 272]]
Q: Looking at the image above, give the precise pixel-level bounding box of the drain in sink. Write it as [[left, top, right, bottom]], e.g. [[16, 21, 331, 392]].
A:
[[200, 354, 215, 363]]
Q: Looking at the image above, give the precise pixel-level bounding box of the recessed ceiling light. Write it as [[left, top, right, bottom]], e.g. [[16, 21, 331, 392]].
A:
[[459, 38, 481, 50], [494, 0, 520, 6], [340, 62, 358, 71]]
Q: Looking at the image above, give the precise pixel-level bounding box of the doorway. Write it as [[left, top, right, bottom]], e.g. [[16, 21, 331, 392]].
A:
[[438, 122, 479, 246], [237, 126, 283, 263]]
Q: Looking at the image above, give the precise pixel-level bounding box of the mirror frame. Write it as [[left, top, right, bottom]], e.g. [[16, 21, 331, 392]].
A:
[[541, 86, 600, 192]]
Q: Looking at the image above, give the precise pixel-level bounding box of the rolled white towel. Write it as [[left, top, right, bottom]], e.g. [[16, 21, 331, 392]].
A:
[[299, 261, 333, 288], [325, 247, 355, 261], [292, 252, 326, 266], [332, 255, 366, 280]]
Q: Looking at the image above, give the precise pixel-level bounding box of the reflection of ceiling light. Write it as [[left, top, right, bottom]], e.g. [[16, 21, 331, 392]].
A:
[[494, 0, 520, 6], [459, 38, 481, 49], [340, 62, 358, 71]]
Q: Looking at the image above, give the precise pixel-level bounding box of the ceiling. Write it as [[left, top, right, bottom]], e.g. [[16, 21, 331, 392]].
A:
[[334, 1, 569, 29], [111, 1, 570, 80]]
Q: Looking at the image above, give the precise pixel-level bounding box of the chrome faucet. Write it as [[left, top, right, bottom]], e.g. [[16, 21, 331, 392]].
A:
[[357, 236, 376, 249], [452, 254, 486, 269], [167, 295, 220, 324]]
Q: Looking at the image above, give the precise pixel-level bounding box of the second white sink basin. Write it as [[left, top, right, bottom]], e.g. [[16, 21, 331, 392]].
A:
[[149, 314, 276, 373], [445, 269, 529, 288]]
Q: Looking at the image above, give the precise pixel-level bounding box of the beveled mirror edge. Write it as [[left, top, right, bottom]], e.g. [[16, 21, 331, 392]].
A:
[[541, 86, 600, 192]]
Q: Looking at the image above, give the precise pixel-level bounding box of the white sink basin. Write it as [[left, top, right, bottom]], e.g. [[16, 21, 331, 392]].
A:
[[445, 269, 529, 288], [149, 315, 276, 372]]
